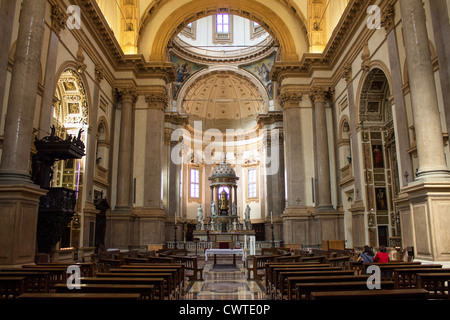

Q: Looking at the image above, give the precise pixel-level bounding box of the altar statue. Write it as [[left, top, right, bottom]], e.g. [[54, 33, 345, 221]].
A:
[[210, 201, 216, 216], [231, 202, 237, 216], [244, 204, 251, 221], [197, 205, 203, 224], [219, 190, 229, 210]]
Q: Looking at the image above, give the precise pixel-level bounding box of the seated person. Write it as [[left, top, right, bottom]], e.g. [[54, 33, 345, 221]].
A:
[[374, 245, 389, 263]]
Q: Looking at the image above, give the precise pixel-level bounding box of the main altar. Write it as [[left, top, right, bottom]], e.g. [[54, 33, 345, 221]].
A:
[[193, 154, 255, 252]]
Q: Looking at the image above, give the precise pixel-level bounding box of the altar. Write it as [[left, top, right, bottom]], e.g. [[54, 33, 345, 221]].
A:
[[204, 248, 245, 267]]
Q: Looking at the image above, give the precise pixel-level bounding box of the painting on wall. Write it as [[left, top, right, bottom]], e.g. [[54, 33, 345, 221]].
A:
[[375, 187, 388, 211], [170, 54, 206, 100], [372, 144, 384, 168], [240, 53, 275, 100]]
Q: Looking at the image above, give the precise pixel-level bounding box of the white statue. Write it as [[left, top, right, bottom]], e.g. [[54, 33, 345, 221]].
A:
[[244, 204, 251, 221], [211, 201, 216, 216], [232, 202, 237, 216], [232, 220, 237, 231], [197, 205, 203, 224]]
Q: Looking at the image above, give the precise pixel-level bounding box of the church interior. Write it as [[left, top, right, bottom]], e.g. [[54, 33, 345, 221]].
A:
[[0, 0, 450, 303]]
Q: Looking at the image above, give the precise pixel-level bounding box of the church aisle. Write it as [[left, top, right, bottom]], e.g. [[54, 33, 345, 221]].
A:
[[184, 257, 267, 300]]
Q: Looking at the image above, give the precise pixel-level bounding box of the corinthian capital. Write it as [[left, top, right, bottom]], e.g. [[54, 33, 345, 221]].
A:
[[279, 88, 302, 109], [51, 5, 66, 35], [145, 89, 168, 110], [117, 88, 138, 104]]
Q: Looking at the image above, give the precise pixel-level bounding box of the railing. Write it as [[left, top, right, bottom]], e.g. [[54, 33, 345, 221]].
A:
[[166, 241, 283, 253]]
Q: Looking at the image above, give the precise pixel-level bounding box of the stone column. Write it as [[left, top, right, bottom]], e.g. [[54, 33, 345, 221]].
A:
[[0, 0, 18, 127], [0, 0, 49, 265], [400, 0, 450, 179], [0, 0, 47, 183], [399, 0, 450, 261], [115, 88, 137, 210], [136, 88, 168, 245], [310, 87, 333, 210], [38, 4, 66, 139]]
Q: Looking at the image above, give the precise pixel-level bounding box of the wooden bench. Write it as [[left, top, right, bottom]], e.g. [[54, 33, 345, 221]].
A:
[[417, 273, 450, 300], [170, 256, 203, 281], [287, 275, 370, 300], [264, 263, 330, 291], [376, 264, 442, 281], [0, 271, 50, 293], [0, 277, 25, 300], [102, 270, 175, 300], [273, 269, 354, 300], [296, 281, 395, 300], [147, 256, 175, 263], [394, 268, 449, 289], [299, 255, 327, 264], [54, 283, 155, 300], [247, 255, 281, 280], [310, 288, 429, 300], [121, 264, 186, 296], [95, 273, 166, 300], [27, 262, 96, 277], [1, 267, 67, 288], [18, 292, 142, 301]]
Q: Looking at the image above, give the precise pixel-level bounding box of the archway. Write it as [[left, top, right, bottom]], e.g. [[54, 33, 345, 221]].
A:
[[358, 68, 401, 248], [51, 68, 90, 249], [138, 0, 308, 62]]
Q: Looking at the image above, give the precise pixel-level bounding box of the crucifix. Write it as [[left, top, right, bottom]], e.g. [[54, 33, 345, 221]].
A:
[[295, 198, 301, 205]]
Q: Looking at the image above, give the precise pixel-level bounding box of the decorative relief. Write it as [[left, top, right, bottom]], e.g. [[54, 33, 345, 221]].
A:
[[279, 91, 302, 109], [51, 5, 67, 35], [381, 4, 395, 34], [145, 91, 168, 109], [117, 88, 138, 104]]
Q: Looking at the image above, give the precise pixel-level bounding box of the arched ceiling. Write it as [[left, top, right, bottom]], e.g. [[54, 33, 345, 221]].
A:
[[138, 0, 309, 62], [182, 71, 265, 132]]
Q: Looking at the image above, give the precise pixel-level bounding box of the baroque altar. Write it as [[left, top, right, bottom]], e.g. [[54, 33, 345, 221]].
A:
[[193, 154, 255, 249]]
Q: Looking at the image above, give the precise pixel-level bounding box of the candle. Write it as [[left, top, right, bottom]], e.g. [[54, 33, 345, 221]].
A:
[[271, 211, 273, 224]]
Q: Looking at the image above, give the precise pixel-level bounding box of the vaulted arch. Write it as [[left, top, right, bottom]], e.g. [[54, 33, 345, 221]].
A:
[[138, 0, 309, 62]]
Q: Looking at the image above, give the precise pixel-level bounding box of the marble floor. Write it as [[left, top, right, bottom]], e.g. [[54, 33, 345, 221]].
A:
[[184, 256, 267, 300]]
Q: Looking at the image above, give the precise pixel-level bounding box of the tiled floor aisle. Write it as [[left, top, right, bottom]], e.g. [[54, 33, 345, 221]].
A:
[[184, 257, 267, 300]]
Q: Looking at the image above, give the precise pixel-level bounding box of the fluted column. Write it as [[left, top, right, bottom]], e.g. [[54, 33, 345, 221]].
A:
[[0, 0, 47, 183], [115, 88, 137, 210], [400, 0, 450, 179], [310, 87, 333, 210]]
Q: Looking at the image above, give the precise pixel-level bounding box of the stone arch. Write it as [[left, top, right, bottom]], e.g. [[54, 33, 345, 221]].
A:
[[54, 61, 92, 126], [138, 0, 308, 62]]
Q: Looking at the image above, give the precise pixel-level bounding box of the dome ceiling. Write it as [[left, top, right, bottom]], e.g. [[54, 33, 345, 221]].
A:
[[183, 71, 265, 131]]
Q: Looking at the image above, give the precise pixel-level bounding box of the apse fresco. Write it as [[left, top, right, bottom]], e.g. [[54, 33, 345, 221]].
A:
[[240, 53, 275, 100], [170, 54, 206, 99]]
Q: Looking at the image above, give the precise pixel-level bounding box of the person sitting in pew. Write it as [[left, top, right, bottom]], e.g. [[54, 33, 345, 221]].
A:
[[357, 246, 374, 264], [374, 246, 389, 263]]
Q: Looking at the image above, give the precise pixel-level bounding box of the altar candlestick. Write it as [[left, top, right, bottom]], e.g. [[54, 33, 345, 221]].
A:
[[271, 211, 273, 225]]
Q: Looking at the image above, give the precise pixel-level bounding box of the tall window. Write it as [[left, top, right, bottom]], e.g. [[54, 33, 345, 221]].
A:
[[190, 168, 200, 199], [216, 14, 230, 33], [248, 168, 257, 199]]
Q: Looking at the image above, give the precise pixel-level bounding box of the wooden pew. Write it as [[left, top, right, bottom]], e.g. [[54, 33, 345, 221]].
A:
[[247, 255, 281, 280], [18, 292, 142, 301], [296, 281, 395, 300], [310, 288, 429, 300], [417, 273, 450, 300], [148, 256, 175, 264], [287, 275, 370, 300], [0, 277, 25, 300], [53, 283, 155, 300], [264, 263, 330, 295], [27, 262, 96, 277], [170, 256, 203, 281], [395, 267, 449, 289], [95, 273, 167, 300], [108, 269, 176, 299], [274, 255, 302, 263], [121, 264, 186, 296], [274, 269, 354, 300], [299, 255, 327, 264], [0, 272, 50, 293], [376, 264, 442, 281], [1, 267, 67, 288]]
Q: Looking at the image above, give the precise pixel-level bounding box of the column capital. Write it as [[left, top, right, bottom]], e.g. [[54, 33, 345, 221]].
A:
[[50, 4, 66, 35], [117, 87, 138, 104], [257, 111, 283, 127], [341, 63, 353, 84], [381, 4, 396, 34], [279, 86, 302, 109], [309, 87, 332, 104], [145, 88, 168, 110]]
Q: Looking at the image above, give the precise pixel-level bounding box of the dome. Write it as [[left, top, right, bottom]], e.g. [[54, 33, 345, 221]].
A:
[[211, 161, 236, 177]]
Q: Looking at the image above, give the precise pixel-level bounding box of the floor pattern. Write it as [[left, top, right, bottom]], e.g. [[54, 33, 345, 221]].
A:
[[184, 257, 267, 300]]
